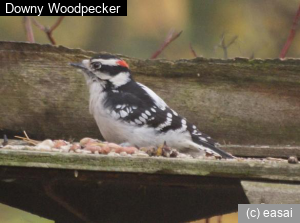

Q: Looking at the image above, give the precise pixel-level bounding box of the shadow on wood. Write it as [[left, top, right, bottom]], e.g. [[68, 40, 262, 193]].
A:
[[0, 167, 248, 223]]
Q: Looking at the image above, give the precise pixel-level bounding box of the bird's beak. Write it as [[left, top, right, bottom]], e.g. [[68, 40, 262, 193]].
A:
[[70, 59, 90, 71], [70, 62, 87, 70], [70, 60, 95, 79]]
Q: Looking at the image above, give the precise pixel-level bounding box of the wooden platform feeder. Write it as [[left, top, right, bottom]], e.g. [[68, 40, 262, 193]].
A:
[[0, 42, 300, 223]]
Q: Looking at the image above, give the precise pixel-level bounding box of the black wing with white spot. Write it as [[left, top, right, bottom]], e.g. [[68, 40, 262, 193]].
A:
[[104, 88, 182, 132], [104, 81, 232, 158]]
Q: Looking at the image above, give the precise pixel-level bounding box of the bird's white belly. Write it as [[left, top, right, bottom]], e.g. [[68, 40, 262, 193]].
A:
[[93, 111, 193, 150]]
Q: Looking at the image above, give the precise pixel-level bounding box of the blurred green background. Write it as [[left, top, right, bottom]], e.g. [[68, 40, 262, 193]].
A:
[[1, 0, 299, 60], [0, 204, 53, 223], [0, 0, 299, 222]]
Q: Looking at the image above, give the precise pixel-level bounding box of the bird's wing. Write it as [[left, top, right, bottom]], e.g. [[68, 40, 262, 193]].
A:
[[105, 82, 232, 158], [136, 83, 219, 145], [105, 88, 183, 132], [136, 83, 168, 110]]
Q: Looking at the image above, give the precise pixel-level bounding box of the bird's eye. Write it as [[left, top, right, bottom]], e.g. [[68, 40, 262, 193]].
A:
[[91, 62, 102, 70]]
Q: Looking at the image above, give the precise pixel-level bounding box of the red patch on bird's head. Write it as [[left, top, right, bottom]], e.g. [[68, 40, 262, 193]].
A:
[[117, 60, 129, 68]]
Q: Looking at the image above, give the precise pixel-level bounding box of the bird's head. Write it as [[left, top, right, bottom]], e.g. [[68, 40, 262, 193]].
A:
[[71, 54, 131, 87]]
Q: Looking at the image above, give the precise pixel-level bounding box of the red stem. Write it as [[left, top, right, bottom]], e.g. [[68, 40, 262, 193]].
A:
[[32, 16, 65, 45], [151, 29, 182, 59], [279, 4, 300, 58], [49, 16, 65, 32], [189, 43, 198, 57], [23, 17, 35, 43]]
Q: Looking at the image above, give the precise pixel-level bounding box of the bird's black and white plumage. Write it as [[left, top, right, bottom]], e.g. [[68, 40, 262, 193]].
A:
[[71, 54, 233, 158]]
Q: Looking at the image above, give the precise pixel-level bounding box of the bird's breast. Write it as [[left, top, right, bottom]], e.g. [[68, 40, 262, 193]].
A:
[[88, 82, 107, 116]]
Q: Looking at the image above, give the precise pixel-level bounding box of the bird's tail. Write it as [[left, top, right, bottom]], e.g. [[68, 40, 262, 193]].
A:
[[193, 136, 234, 159]]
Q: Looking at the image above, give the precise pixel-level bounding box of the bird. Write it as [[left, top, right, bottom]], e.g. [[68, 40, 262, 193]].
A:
[[70, 54, 233, 159]]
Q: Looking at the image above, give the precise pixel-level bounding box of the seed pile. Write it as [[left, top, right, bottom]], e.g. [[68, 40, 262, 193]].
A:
[[1, 137, 299, 163], [0, 138, 199, 159]]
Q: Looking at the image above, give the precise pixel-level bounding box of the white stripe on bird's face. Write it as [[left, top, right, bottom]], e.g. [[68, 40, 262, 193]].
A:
[[80, 59, 117, 81], [91, 58, 120, 66], [79, 57, 131, 87], [109, 72, 131, 87]]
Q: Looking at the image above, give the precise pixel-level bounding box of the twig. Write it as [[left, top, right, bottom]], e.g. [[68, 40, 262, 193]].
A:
[[32, 16, 65, 45], [151, 29, 182, 59], [14, 136, 39, 145], [15, 131, 39, 145], [23, 17, 35, 43], [225, 35, 238, 48], [23, 130, 30, 140], [189, 43, 198, 57], [49, 16, 65, 33], [279, 4, 300, 58], [215, 33, 238, 59]]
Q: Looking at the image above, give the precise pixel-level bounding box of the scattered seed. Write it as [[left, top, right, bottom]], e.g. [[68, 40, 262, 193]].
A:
[[288, 156, 299, 164]]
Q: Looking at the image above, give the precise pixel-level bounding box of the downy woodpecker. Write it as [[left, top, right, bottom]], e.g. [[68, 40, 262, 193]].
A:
[[71, 55, 233, 158]]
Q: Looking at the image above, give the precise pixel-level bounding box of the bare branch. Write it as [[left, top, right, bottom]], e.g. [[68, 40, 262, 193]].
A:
[[49, 16, 65, 32], [151, 29, 182, 59], [31, 17, 45, 31], [226, 35, 238, 48], [23, 17, 35, 43], [220, 32, 226, 48], [32, 16, 65, 45], [189, 43, 198, 57], [280, 4, 300, 58], [215, 33, 238, 59]]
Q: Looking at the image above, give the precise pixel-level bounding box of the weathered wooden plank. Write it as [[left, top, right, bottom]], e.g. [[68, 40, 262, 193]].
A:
[[0, 149, 299, 182], [222, 145, 300, 158], [241, 181, 300, 204], [1, 41, 300, 147]]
